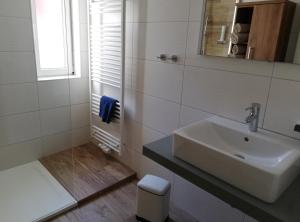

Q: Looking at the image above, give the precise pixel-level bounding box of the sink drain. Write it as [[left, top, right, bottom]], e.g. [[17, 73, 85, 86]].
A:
[[234, 154, 245, 159]]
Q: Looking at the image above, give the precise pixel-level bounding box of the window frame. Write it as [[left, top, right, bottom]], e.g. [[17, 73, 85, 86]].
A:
[[31, 0, 74, 80]]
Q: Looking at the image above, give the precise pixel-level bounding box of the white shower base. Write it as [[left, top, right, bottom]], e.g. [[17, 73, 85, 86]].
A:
[[0, 161, 77, 222]]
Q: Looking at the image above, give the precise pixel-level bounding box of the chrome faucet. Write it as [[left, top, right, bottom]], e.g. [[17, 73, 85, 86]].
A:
[[245, 103, 261, 132]]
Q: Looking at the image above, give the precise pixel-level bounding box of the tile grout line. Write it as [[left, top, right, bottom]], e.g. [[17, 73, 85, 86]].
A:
[[177, 0, 192, 129], [34, 77, 44, 151], [0, 102, 90, 119], [0, 75, 89, 87], [0, 125, 91, 152], [261, 63, 275, 129], [130, 1, 135, 91], [129, 56, 275, 79], [66, 70, 75, 164]]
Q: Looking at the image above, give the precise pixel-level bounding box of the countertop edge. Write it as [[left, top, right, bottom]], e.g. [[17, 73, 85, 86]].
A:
[[142, 136, 299, 222]]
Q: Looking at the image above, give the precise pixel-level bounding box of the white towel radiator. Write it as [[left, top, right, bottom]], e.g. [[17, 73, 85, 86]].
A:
[[88, 0, 125, 153]]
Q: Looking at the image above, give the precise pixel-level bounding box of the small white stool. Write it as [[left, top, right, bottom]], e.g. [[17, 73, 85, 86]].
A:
[[136, 175, 171, 222]]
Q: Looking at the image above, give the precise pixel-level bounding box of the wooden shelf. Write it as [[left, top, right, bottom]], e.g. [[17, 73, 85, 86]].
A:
[[236, 0, 289, 7]]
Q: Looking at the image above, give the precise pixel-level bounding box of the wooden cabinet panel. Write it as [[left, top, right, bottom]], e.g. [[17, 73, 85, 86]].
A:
[[247, 3, 284, 61]]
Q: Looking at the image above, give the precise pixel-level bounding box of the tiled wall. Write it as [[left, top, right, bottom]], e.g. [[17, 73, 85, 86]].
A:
[[0, 0, 90, 170], [118, 0, 300, 221]]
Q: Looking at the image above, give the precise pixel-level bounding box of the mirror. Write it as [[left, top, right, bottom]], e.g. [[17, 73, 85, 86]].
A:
[[200, 0, 300, 64]]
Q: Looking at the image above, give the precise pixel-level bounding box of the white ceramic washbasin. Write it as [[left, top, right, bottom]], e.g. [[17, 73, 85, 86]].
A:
[[173, 116, 300, 203]]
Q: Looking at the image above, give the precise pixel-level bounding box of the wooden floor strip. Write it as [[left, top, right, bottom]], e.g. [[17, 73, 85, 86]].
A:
[[40, 143, 136, 204], [48, 181, 200, 222]]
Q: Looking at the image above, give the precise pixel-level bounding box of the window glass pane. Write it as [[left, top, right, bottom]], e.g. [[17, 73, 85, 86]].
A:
[[35, 0, 67, 69]]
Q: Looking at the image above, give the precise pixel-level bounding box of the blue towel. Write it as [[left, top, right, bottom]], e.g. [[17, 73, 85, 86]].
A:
[[99, 96, 118, 123]]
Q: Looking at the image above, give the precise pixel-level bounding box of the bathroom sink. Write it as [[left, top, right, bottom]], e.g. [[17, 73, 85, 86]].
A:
[[172, 117, 300, 203]]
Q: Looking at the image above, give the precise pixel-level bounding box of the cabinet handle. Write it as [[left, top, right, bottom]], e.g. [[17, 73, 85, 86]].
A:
[[247, 47, 254, 60]]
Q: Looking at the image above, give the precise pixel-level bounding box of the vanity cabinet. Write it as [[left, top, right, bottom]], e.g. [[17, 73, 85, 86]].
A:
[[235, 0, 296, 61]]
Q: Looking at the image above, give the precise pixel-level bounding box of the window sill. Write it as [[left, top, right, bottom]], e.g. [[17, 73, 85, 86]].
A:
[[37, 74, 82, 82]]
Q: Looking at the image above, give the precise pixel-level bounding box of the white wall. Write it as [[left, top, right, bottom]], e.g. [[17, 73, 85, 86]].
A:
[[117, 0, 300, 221], [0, 0, 90, 170]]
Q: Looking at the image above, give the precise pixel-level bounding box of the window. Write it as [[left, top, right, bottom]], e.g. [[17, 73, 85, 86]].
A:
[[31, 0, 74, 79]]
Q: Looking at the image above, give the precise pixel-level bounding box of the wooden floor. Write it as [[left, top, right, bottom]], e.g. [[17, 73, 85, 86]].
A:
[[48, 181, 199, 222], [40, 143, 136, 203]]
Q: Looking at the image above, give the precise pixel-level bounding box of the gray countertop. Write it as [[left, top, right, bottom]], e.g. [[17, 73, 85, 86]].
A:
[[143, 136, 300, 222]]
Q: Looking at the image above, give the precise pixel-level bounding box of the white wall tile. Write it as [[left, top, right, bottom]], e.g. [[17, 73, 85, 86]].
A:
[[0, 52, 36, 84], [42, 131, 72, 156], [71, 126, 90, 147], [124, 88, 143, 122], [136, 152, 174, 184], [125, 91, 180, 134], [179, 105, 213, 127], [0, 83, 39, 116], [126, 22, 133, 58], [0, 139, 43, 171], [0, 0, 92, 170], [0, 17, 33, 51], [38, 80, 70, 109], [40, 106, 71, 136], [73, 51, 89, 79], [79, 51, 89, 78], [0, 0, 31, 18], [142, 94, 181, 134], [70, 78, 90, 104], [182, 67, 270, 125], [113, 145, 137, 170], [125, 118, 165, 153], [125, 57, 133, 89], [80, 23, 88, 51], [189, 0, 205, 21], [264, 79, 300, 139], [273, 63, 300, 81], [0, 112, 40, 147], [71, 103, 90, 129], [125, 24, 133, 88], [185, 21, 202, 64], [126, 0, 134, 22], [172, 175, 245, 222], [132, 60, 184, 103], [133, 0, 190, 22], [185, 21, 274, 77], [133, 22, 188, 64]]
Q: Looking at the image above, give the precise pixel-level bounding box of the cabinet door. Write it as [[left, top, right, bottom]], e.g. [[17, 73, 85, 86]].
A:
[[247, 3, 284, 61]]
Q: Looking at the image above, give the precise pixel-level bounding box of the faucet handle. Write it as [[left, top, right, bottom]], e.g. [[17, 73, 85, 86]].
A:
[[245, 103, 261, 112], [251, 103, 261, 108], [245, 106, 253, 112]]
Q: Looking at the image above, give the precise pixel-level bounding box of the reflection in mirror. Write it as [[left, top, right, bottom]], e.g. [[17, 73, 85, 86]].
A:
[[201, 0, 300, 64]]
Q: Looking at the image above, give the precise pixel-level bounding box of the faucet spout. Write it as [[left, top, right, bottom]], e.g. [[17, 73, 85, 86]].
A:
[[245, 115, 254, 123], [245, 103, 261, 132]]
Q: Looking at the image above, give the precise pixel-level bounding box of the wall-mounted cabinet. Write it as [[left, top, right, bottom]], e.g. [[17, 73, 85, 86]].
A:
[[233, 0, 296, 61], [202, 0, 299, 63]]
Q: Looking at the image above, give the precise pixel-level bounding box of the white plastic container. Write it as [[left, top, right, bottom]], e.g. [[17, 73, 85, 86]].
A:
[[136, 175, 171, 222]]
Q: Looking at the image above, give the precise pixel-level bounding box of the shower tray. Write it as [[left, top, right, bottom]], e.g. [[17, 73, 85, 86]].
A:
[[0, 161, 77, 222]]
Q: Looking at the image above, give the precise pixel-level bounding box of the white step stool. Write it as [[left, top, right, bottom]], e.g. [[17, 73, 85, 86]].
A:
[[136, 175, 171, 222]]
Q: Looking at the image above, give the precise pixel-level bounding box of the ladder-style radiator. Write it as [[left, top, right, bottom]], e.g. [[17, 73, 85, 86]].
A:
[[88, 0, 125, 153]]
